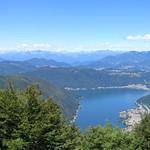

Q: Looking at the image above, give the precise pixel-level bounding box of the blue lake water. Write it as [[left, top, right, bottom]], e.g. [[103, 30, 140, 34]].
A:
[[75, 89, 149, 130]]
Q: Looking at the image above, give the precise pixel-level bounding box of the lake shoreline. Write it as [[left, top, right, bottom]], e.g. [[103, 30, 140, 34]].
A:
[[74, 88, 148, 129], [65, 84, 150, 91], [71, 103, 81, 124]]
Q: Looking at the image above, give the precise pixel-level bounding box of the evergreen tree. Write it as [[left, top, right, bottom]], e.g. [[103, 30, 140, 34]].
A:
[[0, 85, 80, 150], [134, 114, 150, 150]]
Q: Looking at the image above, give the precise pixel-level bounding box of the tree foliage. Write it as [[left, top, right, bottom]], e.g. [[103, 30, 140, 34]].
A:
[[133, 114, 150, 150], [78, 124, 134, 150], [0, 85, 80, 150]]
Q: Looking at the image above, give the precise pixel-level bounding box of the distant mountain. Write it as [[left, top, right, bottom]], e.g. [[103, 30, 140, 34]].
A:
[[0, 50, 121, 64], [25, 58, 70, 67], [0, 75, 78, 120], [0, 61, 35, 75], [0, 58, 70, 75], [86, 51, 150, 70], [24, 67, 150, 88]]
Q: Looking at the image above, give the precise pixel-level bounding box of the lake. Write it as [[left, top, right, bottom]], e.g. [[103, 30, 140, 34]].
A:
[[75, 88, 149, 130]]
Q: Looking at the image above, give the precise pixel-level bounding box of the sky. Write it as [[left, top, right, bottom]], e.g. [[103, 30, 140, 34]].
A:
[[0, 0, 150, 52]]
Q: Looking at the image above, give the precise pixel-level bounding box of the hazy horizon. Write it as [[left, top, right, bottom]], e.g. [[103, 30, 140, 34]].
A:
[[0, 49, 149, 54]]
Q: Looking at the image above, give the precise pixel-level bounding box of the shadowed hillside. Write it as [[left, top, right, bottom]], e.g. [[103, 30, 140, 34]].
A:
[[0, 75, 78, 120]]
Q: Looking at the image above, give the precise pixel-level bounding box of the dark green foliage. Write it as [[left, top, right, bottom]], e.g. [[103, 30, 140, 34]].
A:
[[78, 124, 134, 150], [0, 85, 80, 150], [134, 114, 150, 150]]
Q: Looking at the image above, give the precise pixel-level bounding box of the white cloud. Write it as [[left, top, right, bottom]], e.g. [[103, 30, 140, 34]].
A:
[[16, 43, 69, 52], [0, 43, 67, 53], [16, 43, 52, 51], [127, 34, 150, 41]]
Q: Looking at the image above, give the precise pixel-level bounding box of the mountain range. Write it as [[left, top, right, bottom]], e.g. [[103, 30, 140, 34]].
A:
[[0, 50, 120, 63], [0, 50, 150, 120], [86, 51, 150, 70]]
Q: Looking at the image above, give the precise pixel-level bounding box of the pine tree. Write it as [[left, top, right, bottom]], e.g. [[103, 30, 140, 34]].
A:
[[0, 85, 80, 150]]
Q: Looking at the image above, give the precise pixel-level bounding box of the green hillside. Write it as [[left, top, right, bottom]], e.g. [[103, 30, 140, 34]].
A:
[[0, 61, 35, 75], [24, 67, 150, 88], [0, 75, 78, 120]]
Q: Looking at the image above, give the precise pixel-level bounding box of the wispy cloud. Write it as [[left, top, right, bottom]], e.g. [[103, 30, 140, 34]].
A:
[[127, 34, 150, 41], [15, 43, 67, 52], [0, 42, 150, 53], [0, 43, 66, 53], [16, 43, 52, 51]]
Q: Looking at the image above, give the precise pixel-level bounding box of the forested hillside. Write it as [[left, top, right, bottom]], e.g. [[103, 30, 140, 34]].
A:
[[0, 75, 78, 120], [24, 67, 150, 88], [0, 61, 35, 75]]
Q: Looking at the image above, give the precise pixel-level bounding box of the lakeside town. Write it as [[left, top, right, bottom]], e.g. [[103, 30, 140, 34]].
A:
[[120, 103, 150, 131]]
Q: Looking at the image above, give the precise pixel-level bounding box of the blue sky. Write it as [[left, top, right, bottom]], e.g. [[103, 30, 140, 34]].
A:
[[0, 0, 150, 52]]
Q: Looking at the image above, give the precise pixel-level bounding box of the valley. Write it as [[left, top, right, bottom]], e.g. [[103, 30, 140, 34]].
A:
[[0, 50, 150, 129]]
